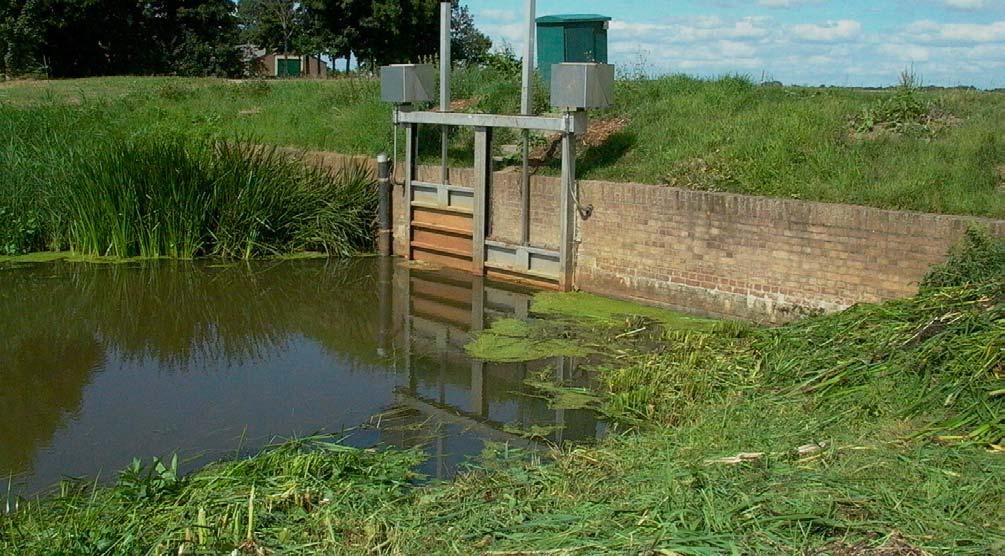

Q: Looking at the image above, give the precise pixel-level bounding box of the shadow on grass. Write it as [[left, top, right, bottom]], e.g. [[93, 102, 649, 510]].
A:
[[578, 131, 638, 175], [533, 131, 639, 177]]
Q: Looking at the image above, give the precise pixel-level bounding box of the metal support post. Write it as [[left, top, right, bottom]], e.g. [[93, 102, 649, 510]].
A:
[[472, 126, 492, 277], [439, 1, 452, 185], [376, 153, 392, 257], [559, 129, 577, 291], [404, 123, 418, 260], [520, 0, 536, 246]]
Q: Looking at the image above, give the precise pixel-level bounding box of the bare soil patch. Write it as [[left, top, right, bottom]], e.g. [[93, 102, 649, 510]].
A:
[[449, 97, 479, 112], [529, 117, 630, 167]]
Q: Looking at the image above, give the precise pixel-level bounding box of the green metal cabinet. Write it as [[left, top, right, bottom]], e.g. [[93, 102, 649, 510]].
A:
[[536, 14, 611, 85]]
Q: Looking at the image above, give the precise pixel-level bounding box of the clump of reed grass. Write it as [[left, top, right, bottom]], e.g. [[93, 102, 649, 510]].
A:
[[1, 436, 425, 555], [922, 226, 1005, 289], [761, 278, 1003, 446], [55, 136, 376, 259]]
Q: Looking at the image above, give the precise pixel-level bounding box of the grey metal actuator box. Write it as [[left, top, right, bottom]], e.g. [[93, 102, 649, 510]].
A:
[[380, 64, 436, 104], [550, 63, 615, 110]]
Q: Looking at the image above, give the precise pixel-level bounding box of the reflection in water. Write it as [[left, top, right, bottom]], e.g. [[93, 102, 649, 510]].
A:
[[0, 258, 603, 493]]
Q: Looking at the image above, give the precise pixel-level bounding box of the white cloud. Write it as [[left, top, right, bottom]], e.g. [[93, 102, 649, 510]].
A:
[[477, 9, 519, 23], [610, 17, 771, 44], [466, 2, 1005, 88], [941, 0, 988, 10], [758, 0, 825, 7], [878, 43, 932, 62], [788, 20, 863, 42], [905, 20, 1005, 43]]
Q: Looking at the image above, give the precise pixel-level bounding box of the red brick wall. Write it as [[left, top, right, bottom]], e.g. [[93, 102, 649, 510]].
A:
[[575, 180, 1004, 322], [306, 152, 1005, 323]]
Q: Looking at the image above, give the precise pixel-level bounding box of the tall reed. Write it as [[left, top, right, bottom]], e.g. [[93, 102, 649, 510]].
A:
[[52, 136, 376, 259]]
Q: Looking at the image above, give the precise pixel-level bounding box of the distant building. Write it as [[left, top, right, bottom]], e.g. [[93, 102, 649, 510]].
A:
[[238, 45, 328, 78]]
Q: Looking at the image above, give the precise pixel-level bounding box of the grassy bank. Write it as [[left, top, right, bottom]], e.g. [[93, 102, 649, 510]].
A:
[[0, 108, 377, 257], [2, 73, 1004, 218], [3, 237, 1001, 555]]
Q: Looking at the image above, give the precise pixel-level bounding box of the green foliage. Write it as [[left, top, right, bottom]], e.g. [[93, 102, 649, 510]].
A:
[[116, 455, 181, 502], [239, 0, 300, 56], [482, 43, 523, 77], [853, 70, 942, 136], [1, 0, 244, 78], [451, 2, 492, 65], [923, 227, 1005, 289], [0, 206, 44, 255]]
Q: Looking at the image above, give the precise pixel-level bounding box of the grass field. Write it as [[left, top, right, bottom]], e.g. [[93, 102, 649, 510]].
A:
[[2, 235, 1002, 554], [2, 72, 1004, 219]]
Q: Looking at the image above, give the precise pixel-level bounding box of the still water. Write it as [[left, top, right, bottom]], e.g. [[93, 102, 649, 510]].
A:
[[0, 257, 604, 495]]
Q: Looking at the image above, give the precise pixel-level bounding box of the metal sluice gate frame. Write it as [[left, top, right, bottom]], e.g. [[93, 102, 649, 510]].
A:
[[379, 1, 612, 291]]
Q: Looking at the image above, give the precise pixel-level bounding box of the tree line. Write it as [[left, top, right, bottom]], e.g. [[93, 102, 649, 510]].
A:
[[0, 0, 492, 78]]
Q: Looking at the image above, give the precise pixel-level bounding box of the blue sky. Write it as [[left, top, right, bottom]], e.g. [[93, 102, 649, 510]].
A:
[[464, 0, 1005, 88]]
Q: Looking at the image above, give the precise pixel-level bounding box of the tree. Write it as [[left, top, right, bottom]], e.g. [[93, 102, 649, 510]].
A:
[[148, 0, 244, 76], [300, 0, 366, 74], [451, 2, 490, 65], [353, 0, 440, 69], [0, 0, 244, 78], [0, 0, 46, 77], [239, 0, 300, 55]]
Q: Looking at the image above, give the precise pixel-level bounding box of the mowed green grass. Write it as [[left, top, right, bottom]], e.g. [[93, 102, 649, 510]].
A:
[[2, 73, 1004, 218]]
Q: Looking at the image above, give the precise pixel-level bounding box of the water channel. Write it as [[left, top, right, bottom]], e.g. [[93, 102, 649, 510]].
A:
[[0, 257, 605, 495]]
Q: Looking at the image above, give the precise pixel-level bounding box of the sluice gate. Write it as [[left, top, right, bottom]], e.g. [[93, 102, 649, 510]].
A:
[[377, 2, 614, 291]]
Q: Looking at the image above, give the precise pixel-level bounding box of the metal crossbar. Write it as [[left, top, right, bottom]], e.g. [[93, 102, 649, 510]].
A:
[[395, 110, 588, 134]]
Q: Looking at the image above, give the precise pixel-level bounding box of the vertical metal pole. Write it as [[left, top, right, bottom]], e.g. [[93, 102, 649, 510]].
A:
[[440, 1, 452, 185], [472, 126, 492, 277], [404, 123, 418, 261], [559, 129, 577, 292], [376, 153, 392, 257], [520, 0, 536, 246]]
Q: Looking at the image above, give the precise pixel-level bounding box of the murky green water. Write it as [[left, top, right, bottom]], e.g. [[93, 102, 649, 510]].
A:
[[0, 258, 604, 495]]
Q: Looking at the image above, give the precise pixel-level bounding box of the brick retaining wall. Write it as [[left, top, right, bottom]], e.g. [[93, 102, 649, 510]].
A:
[[303, 150, 1005, 324]]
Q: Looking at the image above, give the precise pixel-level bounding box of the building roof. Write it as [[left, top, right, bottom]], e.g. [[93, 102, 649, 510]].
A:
[[536, 14, 612, 24]]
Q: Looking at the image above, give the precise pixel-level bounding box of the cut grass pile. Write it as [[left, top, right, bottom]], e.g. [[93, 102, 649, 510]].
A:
[[3, 237, 1002, 555], [0, 104, 377, 257], [2, 73, 1004, 218]]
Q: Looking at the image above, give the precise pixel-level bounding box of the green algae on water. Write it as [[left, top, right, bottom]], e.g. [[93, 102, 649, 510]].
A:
[[531, 291, 715, 330], [465, 318, 592, 363], [0, 251, 158, 266], [524, 378, 604, 411]]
